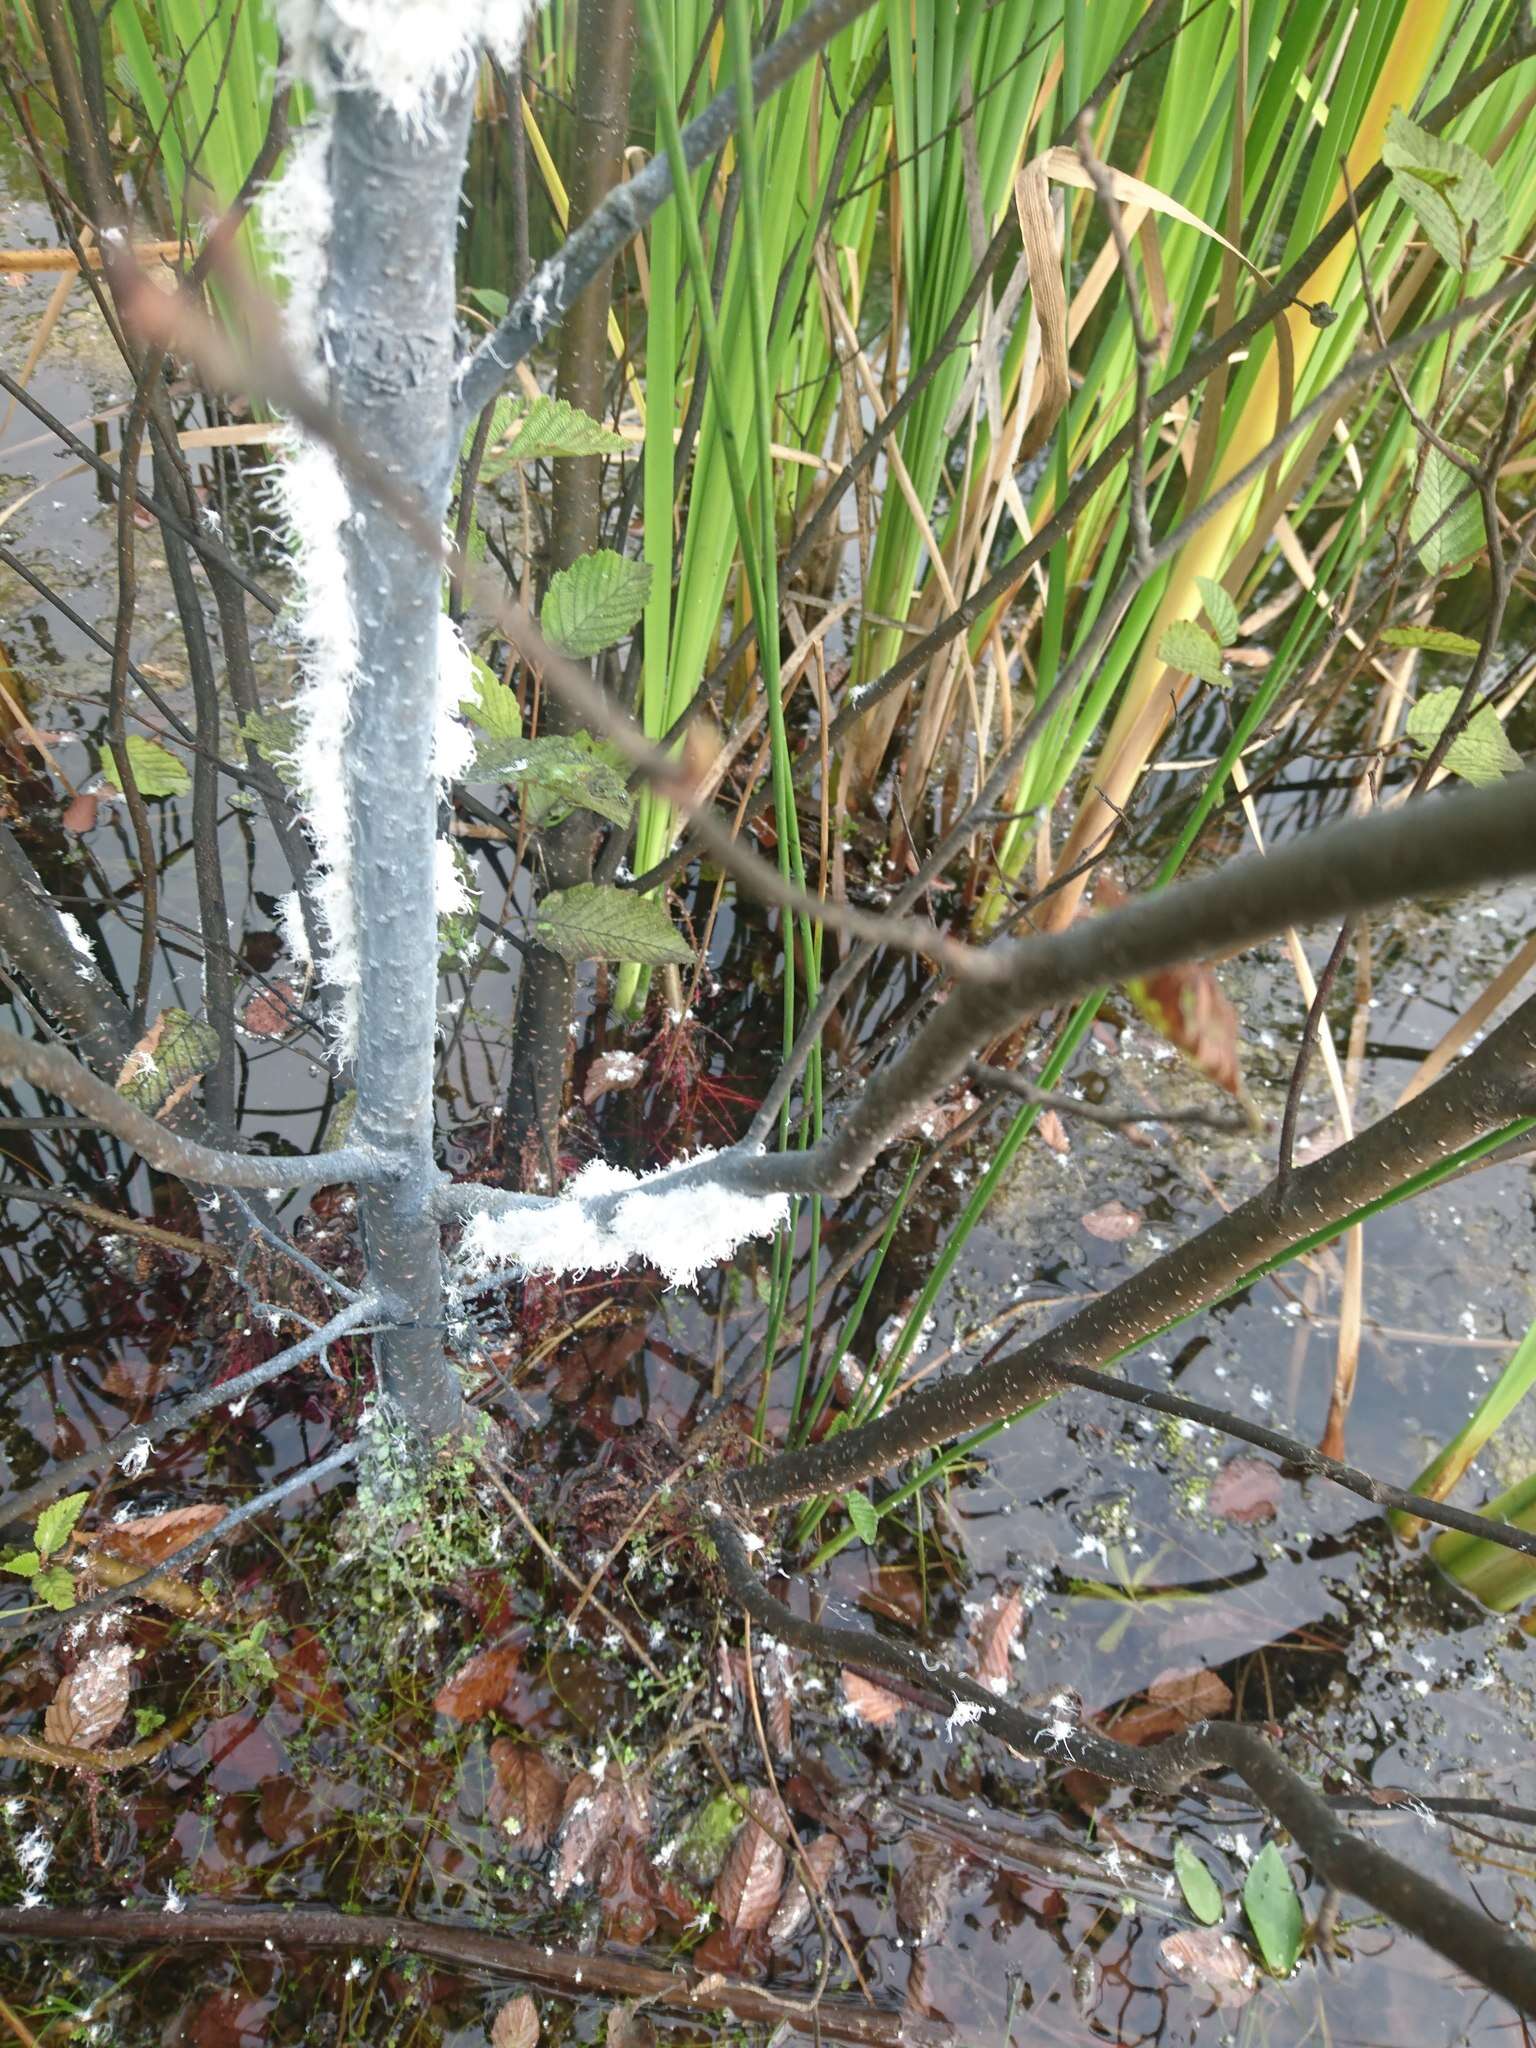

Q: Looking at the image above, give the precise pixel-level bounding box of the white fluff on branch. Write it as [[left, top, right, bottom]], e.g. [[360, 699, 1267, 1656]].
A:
[[457, 1153, 789, 1290], [275, 0, 543, 128]]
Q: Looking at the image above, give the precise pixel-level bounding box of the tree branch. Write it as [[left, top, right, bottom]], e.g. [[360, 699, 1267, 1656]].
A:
[[706, 1511, 1536, 2019], [0, 1297, 386, 1534], [0, 1028, 400, 1191]]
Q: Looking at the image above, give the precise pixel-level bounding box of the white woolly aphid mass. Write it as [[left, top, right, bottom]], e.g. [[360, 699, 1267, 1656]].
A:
[[457, 1153, 790, 1290], [258, 5, 502, 1052], [273, 0, 543, 130]]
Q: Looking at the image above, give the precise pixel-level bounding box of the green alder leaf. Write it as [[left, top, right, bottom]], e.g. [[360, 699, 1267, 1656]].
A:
[[237, 708, 300, 787], [1242, 1842, 1304, 1976], [2, 1551, 40, 1578], [541, 549, 652, 658], [845, 1492, 879, 1546], [1195, 576, 1241, 648], [99, 735, 189, 799], [1157, 619, 1227, 687], [1405, 688, 1522, 786], [464, 284, 509, 320], [31, 1565, 76, 1612], [534, 883, 693, 966], [34, 1490, 90, 1560], [1173, 1837, 1224, 1925], [482, 397, 627, 472], [116, 1009, 222, 1115], [1409, 446, 1484, 578], [1379, 626, 1481, 656], [464, 653, 523, 755], [481, 732, 634, 827], [1384, 109, 1507, 273]]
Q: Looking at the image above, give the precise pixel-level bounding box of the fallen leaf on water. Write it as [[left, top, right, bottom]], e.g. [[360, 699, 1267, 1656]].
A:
[[767, 1832, 843, 1947], [1080, 1199, 1142, 1242], [61, 791, 98, 834], [239, 982, 298, 1040], [1105, 1700, 1190, 1746], [44, 1628, 133, 1749], [582, 1048, 647, 1105], [1037, 1108, 1070, 1156], [554, 1769, 650, 1902], [969, 1587, 1025, 1692], [487, 1740, 566, 1854], [1159, 1927, 1257, 2007], [91, 1502, 226, 1572], [715, 1787, 785, 1937], [605, 2006, 657, 2048], [840, 1669, 905, 1726], [896, 1837, 957, 1947], [490, 1993, 540, 2048], [1146, 1666, 1233, 1724], [1210, 1456, 1282, 1526], [432, 1640, 523, 1724]]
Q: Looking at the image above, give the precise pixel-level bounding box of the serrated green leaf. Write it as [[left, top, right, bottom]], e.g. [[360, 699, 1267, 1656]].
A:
[[1405, 689, 1523, 785], [2, 1551, 40, 1579], [1379, 626, 1481, 655], [465, 284, 509, 320], [485, 732, 634, 827], [1384, 109, 1507, 273], [464, 654, 523, 746], [1242, 1842, 1303, 1975], [117, 1009, 222, 1115], [482, 397, 628, 472], [676, 1787, 749, 1885], [321, 1088, 357, 1153], [1409, 447, 1484, 578], [541, 550, 652, 658], [845, 1492, 879, 1545], [1174, 1837, 1224, 1925], [1157, 619, 1226, 687], [31, 1565, 76, 1612], [34, 1491, 89, 1560], [534, 884, 693, 966], [238, 708, 300, 787], [99, 736, 189, 799], [1195, 577, 1241, 648]]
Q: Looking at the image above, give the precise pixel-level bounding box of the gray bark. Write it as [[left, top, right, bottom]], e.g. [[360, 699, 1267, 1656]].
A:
[[317, 77, 476, 1444]]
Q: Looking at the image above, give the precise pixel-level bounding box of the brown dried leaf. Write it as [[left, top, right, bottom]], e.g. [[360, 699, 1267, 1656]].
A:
[[91, 1503, 225, 1572], [840, 1669, 905, 1727], [582, 1049, 647, 1105], [896, 1838, 957, 1948], [605, 2007, 657, 2048], [240, 982, 297, 1040], [1037, 1108, 1070, 1156], [1146, 1666, 1233, 1724], [1107, 1700, 1190, 1747], [491, 1994, 540, 2048], [433, 1641, 523, 1724], [1080, 1199, 1142, 1242], [969, 1588, 1025, 1693], [554, 1769, 649, 1901], [1159, 1928, 1258, 2007], [1209, 1456, 1282, 1526], [896, 1089, 981, 1145], [767, 1832, 844, 1948], [1099, 873, 1246, 1101], [61, 791, 99, 835], [487, 1739, 566, 1854], [44, 1635, 133, 1749], [714, 1787, 785, 1937]]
